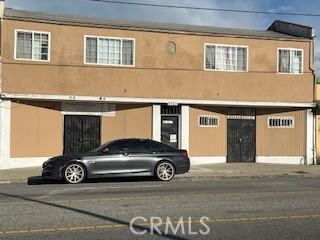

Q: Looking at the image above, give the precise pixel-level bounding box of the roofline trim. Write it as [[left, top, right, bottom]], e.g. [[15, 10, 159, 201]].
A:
[[1, 93, 316, 108]]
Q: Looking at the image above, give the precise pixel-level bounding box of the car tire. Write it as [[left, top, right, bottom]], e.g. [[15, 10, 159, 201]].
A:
[[155, 161, 175, 181], [63, 163, 86, 184]]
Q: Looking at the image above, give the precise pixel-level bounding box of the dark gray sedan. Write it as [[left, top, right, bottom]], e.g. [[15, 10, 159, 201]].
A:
[[42, 138, 190, 184]]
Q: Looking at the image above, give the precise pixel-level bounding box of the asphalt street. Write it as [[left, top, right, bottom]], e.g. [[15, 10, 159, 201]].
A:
[[0, 177, 320, 239]]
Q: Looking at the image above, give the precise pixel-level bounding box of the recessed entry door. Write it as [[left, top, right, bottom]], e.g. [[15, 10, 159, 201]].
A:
[[161, 116, 179, 149], [64, 115, 101, 154], [227, 108, 256, 163]]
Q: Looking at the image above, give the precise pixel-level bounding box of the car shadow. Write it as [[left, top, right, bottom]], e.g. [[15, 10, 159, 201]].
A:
[[27, 175, 158, 185], [27, 176, 64, 185], [86, 176, 157, 183]]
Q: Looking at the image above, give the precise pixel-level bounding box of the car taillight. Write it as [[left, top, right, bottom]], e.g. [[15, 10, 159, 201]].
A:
[[182, 150, 188, 157]]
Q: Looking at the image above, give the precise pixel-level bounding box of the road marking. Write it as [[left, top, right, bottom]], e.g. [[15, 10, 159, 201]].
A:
[[190, 167, 213, 172], [1, 214, 320, 235], [1, 190, 320, 206], [36, 185, 163, 199]]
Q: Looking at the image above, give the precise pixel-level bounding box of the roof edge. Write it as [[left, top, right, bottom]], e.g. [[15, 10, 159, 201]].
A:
[[3, 8, 312, 41]]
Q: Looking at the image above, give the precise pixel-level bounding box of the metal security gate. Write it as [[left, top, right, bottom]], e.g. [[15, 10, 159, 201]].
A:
[[64, 115, 101, 154], [227, 108, 256, 163]]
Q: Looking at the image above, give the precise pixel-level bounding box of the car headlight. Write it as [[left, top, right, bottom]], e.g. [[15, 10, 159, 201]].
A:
[[43, 158, 55, 167]]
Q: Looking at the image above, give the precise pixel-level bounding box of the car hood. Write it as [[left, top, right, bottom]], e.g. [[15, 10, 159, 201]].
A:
[[47, 152, 98, 164]]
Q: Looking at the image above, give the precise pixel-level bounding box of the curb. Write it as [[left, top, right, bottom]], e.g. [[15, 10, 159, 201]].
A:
[[0, 173, 319, 185], [0, 181, 11, 184], [175, 173, 320, 181]]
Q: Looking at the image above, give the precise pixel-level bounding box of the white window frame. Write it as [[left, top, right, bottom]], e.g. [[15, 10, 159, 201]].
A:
[[14, 29, 51, 62], [84, 35, 135, 67], [267, 116, 295, 128], [277, 48, 303, 74], [204, 43, 249, 72], [198, 115, 219, 128]]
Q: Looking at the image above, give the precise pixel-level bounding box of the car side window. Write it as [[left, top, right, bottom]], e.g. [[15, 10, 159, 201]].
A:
[[107, 140, 132, 154], [149, 141, 173, 152], [132, 140, 150, 153]]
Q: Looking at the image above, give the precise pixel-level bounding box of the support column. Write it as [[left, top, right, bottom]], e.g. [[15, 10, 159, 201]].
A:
[[181, 105, 189, 152], [0, 100, 11, 169], [306, 108, 315, 165], [152, 105, 161, 142]]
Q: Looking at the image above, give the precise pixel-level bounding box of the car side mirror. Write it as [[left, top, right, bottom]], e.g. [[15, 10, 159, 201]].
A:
[[122, 148, 130, 155]]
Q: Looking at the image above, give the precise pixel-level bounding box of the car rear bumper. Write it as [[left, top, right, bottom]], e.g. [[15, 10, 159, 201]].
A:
[[175, 158, 190, 174], [176, 165, 190, 174]]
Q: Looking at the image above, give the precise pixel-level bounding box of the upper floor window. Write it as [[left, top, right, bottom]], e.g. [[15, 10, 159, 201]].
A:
[[15, 30, 50, 61], [205, 44, 248, 71], [278, 48, 303, 74], [85, 36, 134, 66]]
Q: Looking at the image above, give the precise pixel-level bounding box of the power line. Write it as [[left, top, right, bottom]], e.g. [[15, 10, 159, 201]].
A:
[[89, 0, 320, 17]]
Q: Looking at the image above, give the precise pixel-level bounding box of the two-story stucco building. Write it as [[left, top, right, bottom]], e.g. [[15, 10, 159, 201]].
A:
[[0, 3, 316, 169]]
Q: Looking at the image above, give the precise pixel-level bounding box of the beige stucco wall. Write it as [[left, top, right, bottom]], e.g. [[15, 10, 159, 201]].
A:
[[316, 115, 320, 163], [1, 20, 314, 103], [9, 100, 308, 158], [256, 108, 306, 156], [190, 107, 307, 157], [189, 106, 227, 157], [11, 101, 63, 157], [316, 85, 320, 101], [11, 102, 152, 157], [102, 104, 152, 143], [313, 86, 320, 163]]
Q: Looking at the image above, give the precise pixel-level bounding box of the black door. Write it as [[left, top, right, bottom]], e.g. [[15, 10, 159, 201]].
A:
[[227, 109, 255, 163], [64, 115, 101, 154], [161, 116, 179, 149]]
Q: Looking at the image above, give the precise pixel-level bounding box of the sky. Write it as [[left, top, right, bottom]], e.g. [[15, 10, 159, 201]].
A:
[[5, 0, 320, 75]]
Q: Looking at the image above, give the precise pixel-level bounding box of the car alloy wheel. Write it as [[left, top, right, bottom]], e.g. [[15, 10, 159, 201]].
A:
[[63, 163, 86, 184], [156, 162, 175, 181]]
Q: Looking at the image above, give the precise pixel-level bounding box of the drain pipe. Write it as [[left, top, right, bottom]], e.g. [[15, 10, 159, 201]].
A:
[[307, 32, 316, 165]]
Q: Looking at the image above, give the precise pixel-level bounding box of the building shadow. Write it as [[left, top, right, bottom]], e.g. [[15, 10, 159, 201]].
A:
[[0, 191, 188, 240]]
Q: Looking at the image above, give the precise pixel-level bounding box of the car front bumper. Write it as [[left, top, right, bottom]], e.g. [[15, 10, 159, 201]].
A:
[[42, 164, 63, 181]]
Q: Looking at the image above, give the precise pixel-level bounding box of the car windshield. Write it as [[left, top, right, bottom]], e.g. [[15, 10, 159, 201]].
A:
[[90, 141, 114, 153]]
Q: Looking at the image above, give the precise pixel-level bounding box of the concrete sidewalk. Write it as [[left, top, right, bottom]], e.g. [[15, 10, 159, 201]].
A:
[[181, 163, 320, 180], [0, 163, 320, 184]]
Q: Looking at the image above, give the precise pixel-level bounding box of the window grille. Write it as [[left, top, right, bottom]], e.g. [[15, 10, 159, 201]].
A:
[[227, 108, 255, 120], [268, 116, 294, 128], [198, 115, 219, 127], [161, 106, 180, 115]]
